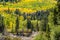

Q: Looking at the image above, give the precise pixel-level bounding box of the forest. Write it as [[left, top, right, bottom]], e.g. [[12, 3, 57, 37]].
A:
[[0, 0, 60, 40]]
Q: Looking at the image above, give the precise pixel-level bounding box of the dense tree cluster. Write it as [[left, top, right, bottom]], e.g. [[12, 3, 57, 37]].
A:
[[0, 0, 59, 40], [0, 14, 5, 34], [0, 8, 50, 35], [0, 0, 20, 3], [54, 0, 60, 25]]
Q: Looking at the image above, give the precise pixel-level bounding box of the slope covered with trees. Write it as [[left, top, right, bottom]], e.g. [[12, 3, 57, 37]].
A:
[[0, 0, 60, 40]]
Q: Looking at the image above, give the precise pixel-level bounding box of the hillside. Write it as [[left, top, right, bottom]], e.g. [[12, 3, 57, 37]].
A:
[[0, 0, 57, 13], [0, 0, 60, 40]]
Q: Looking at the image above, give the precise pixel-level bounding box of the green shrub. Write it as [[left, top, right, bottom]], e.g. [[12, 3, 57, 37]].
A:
[[34, 32, 48, 40], [50, 26, 60, 40]]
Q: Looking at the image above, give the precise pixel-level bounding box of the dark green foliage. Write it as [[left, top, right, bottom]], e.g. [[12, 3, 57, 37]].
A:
[[55, 33, 60, 40], [14, 9, 21, 16], [57, 0, 60, 25], [37, 10, 49, 31], [0, 14, 7, 35], [36, 11, 41, 20], [15, 17, 19, 35], [0, 14, 4, 33], [53, 8, 58, 25], [0, 0, 9, 2], [23, 13, 27, 20], [27, 19, 31, 29], [0, 0, 3, 2], [27, 18, 33, 31], [54, 0, 60, 25], [0, 0, 20, 3], [31, 13, 36, 20], [4, 0, 8, 2]]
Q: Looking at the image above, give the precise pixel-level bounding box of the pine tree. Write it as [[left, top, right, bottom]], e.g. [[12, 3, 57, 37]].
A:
[[27, 17, 31, 29], [54, 8, 58, 25], [0, 14, 6, 35], [54, 0, 60, 25], [14, 9, 21, 16], [27, 17, 33, 31], [15, 17, 19, 35], [0, 14, 4, 33], [23, 13, 27, 20], [57, 0, 60, 25]]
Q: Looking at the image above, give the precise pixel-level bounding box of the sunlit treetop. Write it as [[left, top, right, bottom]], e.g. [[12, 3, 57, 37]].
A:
[[0, 0, 57, 13]]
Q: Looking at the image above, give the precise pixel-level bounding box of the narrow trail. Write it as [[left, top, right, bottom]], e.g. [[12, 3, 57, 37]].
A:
[[0, 31, 39, 40], [20, 31, 39, 40]]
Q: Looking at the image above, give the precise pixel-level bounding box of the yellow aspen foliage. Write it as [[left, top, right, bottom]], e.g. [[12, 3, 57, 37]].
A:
[[7, 22, 13, 32], [10, 8, 16, 11], [20, 8, 36, 13], [27, 16, 31, 19], [41, 6, 47, 10], [39, 0, 43, 3], [23, 0, 36, 2], [19, 16, 24, 20]]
